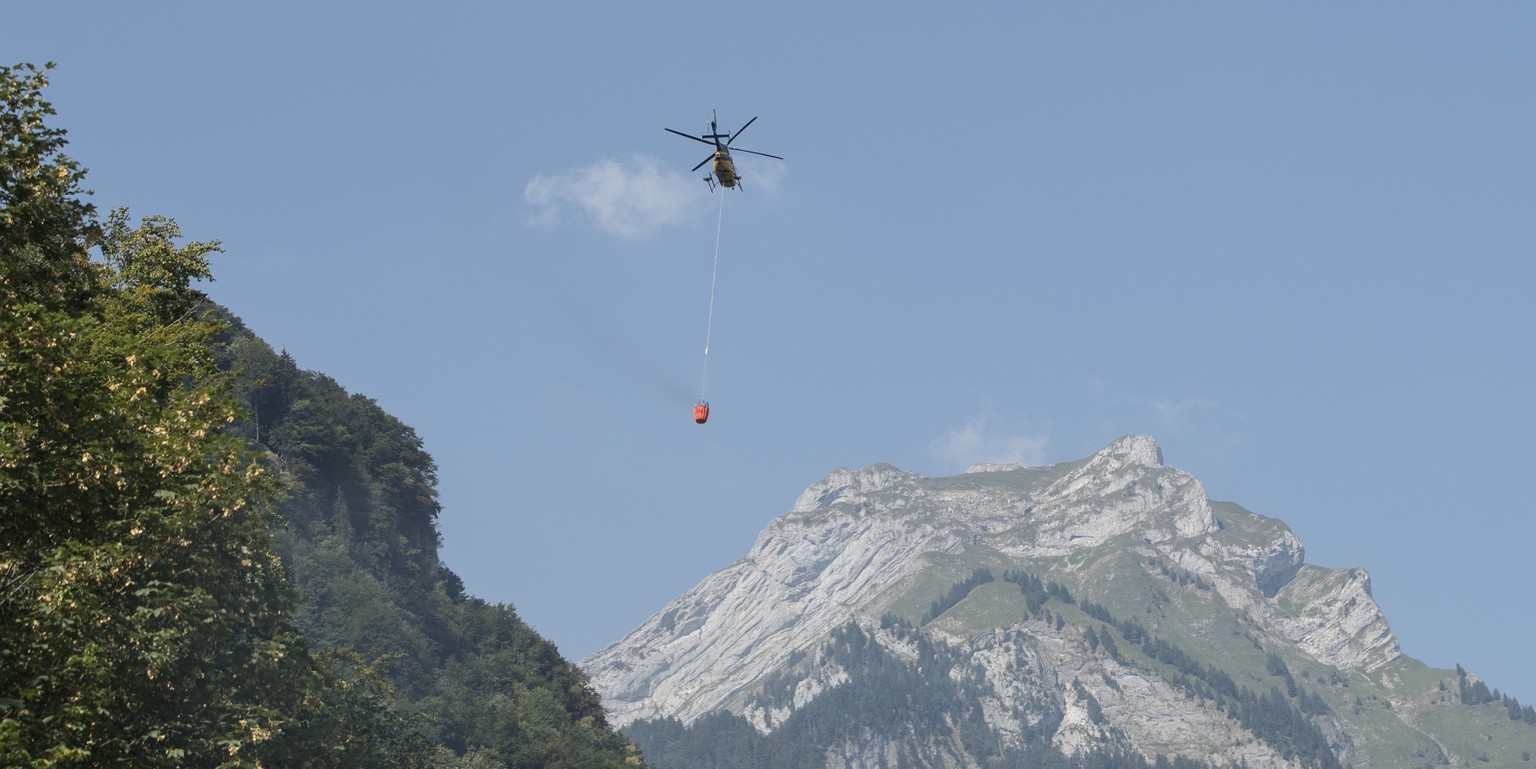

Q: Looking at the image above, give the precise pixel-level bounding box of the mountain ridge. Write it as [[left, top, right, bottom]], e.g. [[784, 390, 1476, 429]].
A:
[[584, 435, 1531, 768], [584, 436, 1398, 727]]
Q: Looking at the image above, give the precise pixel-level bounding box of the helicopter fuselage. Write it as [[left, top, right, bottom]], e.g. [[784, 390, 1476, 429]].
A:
[[711, 151, 738, 188]]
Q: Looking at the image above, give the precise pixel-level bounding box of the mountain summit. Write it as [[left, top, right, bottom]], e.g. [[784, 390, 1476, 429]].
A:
[[584, 436, 1534, 768]]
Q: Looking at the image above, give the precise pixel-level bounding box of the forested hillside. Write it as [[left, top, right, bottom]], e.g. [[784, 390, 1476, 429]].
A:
[[2, 62, 425, 768], [215, 313, 642, 769], [1, 61, 640, 769]]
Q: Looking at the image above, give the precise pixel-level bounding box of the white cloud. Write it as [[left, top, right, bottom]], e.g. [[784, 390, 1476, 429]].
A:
[[930, 417, 1048, 473], [524, 155, 707, 240]]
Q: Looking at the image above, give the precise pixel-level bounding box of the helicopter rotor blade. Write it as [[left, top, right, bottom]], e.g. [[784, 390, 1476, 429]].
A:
[[727, 116, 759, 146], [666, 127, 718, 147], [691, 153, 715, 172], [732, 147, 784, 161]]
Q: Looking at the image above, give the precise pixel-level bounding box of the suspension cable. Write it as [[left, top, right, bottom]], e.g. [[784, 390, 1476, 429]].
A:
[[700, 190, 726, 401]]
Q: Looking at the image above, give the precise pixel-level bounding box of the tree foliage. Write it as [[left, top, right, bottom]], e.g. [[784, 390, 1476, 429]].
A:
[[3, 59, 642, 769], [0, 61, 425, 769], [0, 63, 98, 312], [213, 314, 640, 769]]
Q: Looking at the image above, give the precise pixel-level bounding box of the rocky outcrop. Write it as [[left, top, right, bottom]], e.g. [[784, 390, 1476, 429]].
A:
[[1009, 435, 1218, 556], [587, 464, 952, 726], [790, 463, 917, 514], [1271, 565, 1400, 671]]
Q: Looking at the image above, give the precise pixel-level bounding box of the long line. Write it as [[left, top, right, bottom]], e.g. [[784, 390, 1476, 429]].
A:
[[700, 190, 726, 400]]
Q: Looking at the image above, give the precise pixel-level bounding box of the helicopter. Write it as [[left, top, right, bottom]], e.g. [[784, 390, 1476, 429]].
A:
[[665, 111, 782, 191]]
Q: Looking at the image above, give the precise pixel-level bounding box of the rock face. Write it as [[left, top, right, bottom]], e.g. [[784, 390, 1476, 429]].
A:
[[585, 460, 944, 726], [584, 436, 1518, 768]]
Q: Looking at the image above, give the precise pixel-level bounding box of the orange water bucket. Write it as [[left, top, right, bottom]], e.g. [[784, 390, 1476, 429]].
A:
[[693, 402, 710, 424]]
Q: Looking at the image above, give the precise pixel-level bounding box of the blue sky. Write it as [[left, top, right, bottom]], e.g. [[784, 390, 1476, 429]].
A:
[[8, 3, 1534, 700]]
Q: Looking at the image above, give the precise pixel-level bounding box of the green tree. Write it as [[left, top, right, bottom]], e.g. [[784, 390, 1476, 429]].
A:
[[0, 63, 99, 311], [0, 62, 425, 769]]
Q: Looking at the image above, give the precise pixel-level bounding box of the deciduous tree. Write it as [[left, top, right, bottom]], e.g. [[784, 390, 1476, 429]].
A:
[[1, 61, 425, 769]]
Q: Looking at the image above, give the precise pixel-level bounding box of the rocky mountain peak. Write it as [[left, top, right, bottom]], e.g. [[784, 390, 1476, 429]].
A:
[[582, 435, 1450, 766], [1100, 433, 1165, 468], [1022, 435, 1215, 554]]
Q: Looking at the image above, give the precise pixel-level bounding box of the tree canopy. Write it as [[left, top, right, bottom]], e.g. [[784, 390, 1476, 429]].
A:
[[2, 61, 643, 769]]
